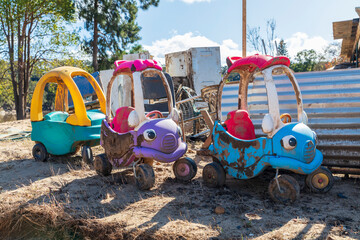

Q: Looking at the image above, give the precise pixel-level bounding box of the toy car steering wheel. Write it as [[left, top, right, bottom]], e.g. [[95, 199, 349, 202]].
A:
[[146, 110, 163, 119], [280, 113, 292, 123]]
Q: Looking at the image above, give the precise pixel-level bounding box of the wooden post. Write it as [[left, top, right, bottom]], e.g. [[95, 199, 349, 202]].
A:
[[200, 109, 214, 149], [242, 0, 246, 57]]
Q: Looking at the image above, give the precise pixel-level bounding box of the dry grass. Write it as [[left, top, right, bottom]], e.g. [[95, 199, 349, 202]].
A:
[[1, 120, 360, 239], [0, 201, 205, 240]]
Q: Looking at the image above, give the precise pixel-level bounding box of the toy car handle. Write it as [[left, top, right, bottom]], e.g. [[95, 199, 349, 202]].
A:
[[280, 113, 291, 123], [146, 110, 163, 119]]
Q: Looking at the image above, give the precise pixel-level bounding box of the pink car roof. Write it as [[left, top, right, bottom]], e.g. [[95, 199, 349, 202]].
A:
[[227, 54, 290, 73], [113, 59, 162, 75]]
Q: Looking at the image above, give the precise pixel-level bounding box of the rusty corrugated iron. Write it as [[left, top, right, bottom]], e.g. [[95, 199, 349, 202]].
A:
[[221, 68, 360, 172]]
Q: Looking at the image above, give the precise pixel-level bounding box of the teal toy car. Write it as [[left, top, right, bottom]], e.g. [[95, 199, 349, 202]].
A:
[[30, 67, 106, 163]]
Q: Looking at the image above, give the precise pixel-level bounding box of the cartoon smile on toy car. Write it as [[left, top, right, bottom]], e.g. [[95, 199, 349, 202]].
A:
[[94, 59, 197, 190]]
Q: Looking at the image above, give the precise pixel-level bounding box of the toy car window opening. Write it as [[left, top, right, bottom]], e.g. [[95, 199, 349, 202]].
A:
[[110, 75, 133, 113], [141, 73, 171, 116], [67, 73, 102, 112], [221, 67, 299, 133]]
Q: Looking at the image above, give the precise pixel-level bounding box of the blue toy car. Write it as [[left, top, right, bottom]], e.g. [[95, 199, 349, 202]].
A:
[[201, 55, 334, 203]]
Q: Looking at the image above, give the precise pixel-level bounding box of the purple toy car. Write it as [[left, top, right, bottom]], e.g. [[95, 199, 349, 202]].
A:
[[94, 59, 197, 190]]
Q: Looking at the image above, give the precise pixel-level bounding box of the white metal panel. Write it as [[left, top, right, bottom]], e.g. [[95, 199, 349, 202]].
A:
[[190, 47, 221, 95], [165, 47, 222, 95], [165, 50, 188, 77]]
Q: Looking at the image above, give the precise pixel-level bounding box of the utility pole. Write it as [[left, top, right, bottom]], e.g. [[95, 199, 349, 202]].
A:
[[242, 0, 246, 57]]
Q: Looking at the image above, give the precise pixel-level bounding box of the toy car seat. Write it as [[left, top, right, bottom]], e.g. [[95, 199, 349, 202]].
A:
[[112, 106, 135, 133], [224, 110, 256, 140]]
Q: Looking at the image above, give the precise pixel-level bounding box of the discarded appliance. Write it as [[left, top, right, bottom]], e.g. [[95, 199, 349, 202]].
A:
[[199, 54, 334, 204], [94, 59, 197, 190], [165, 47, 221, 95], [30, 67, 106, 163]]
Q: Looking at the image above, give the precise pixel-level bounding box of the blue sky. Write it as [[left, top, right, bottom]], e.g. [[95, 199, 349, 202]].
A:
[[135, 0, 360, 64]]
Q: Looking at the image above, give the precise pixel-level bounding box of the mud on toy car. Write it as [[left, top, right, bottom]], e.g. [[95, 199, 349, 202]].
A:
[[200, 54, 334, 204], [94, 59, 197, 190]]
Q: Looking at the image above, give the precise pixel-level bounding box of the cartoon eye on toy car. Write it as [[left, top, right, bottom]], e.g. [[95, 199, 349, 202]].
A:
[[30, 67, 106, 163], [94, 59, 197, 190], [201, 54, 334, 203]]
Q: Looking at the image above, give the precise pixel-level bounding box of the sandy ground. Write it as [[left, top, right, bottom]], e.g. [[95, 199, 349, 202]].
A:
[[0, 120, 359, 239]]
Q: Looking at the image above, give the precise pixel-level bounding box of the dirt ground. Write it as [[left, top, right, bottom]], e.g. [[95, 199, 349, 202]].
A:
[[0, 120, 359, 239]]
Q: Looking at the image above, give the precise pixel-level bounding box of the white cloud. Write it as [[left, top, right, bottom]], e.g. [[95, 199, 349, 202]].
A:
[[166, 0, 211, 3], [144, 32, 220, 64], [179, 0, 211, 3], [144, 32, 246, 65], [144, 32, 333, 66], [285, 32, 329, 58]]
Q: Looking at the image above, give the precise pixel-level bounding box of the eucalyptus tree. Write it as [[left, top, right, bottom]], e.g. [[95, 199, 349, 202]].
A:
[[0, 0, 77, 119]]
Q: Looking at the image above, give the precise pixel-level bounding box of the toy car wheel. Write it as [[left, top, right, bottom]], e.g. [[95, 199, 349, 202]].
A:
[[305, 166, 334, 193], [202, 162, 226, 188], [268, 174, 300, 204], [94, 154, 112, 176], [135, 164, 155, 190], [32, 143, 48, 162], [173, 157, 198, 182], [82, 146, 93, 165]]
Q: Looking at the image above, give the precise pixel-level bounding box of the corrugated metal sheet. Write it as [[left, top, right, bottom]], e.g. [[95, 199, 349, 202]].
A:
[[221, 68, 360, 170]]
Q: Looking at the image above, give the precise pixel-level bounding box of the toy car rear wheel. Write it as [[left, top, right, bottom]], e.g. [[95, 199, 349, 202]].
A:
[[32, 143, 48, 162], [305, 166, 334, 193], [173, 157, 197, 182], [202, 162, 226, 188], [94, 154, 112, 176], [135, 164, 155, 190], [268, 174, 300, 204], [82, 146, 93, 165]]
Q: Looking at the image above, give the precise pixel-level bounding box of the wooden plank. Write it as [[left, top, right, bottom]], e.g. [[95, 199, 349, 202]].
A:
[[333, 20, 353, 39], [200, 109, 214, 149], [200, 109, 213, 129]]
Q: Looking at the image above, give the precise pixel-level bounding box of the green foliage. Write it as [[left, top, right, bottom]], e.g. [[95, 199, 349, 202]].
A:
[[0, 60, 14, 110], [0, 0, 78, 118], [221, 65, 240, 82], [77, 0, 159, 70], [277, 39, 288, 57], [290, 49, 325, 72]]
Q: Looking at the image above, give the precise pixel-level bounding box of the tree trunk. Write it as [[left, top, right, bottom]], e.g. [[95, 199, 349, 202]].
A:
[[16, 18, 26, 120], [93, 0, 99, 72]]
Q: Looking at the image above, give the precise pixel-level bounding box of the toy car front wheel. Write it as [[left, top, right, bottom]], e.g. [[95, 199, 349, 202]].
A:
[[94, 154, 112, 176], [305, 166, 334, 193], [82, 146, 93, 165], [202, 162, 226, 188], [268, 174, 300, 204], [173, 157, 197, 182], [135, 164, 155, 190], [32, 143, 48, 162]]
